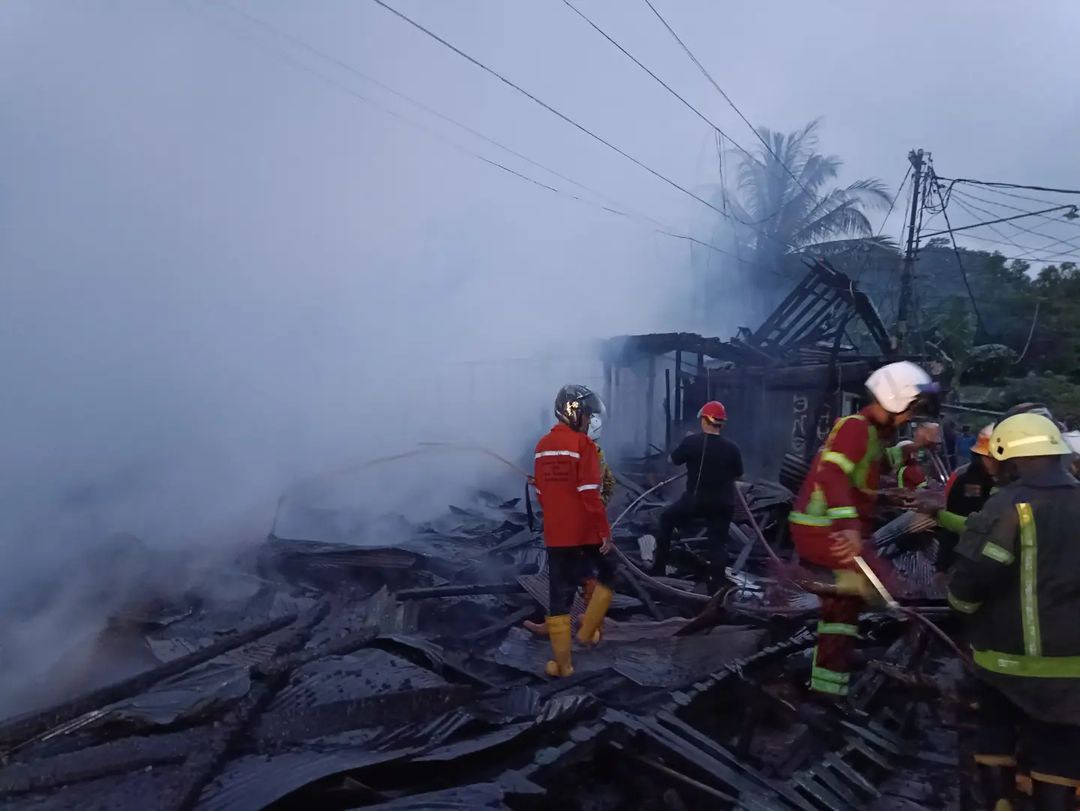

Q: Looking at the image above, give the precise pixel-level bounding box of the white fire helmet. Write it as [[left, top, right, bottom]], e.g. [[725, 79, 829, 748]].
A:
[[865, 361, 937, 414]]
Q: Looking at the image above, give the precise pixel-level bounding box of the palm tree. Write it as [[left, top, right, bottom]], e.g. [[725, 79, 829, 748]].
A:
[[719, 120, 893, 273]]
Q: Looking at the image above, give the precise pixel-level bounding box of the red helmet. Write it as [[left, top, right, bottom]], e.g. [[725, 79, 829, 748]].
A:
[[698, 401, 727, 424]]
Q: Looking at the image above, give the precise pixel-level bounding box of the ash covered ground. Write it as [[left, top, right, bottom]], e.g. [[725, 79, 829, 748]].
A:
[[0, 468, 966, 811]]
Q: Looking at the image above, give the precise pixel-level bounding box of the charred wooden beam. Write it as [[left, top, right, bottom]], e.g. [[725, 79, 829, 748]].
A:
[[163, 600, 333, 811], [0, 613, 299, 754], [395, 583, 525, 599]]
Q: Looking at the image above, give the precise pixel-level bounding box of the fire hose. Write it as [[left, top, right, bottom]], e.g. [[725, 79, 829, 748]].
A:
[[271, 441, 970, 665], [731, 486, 973, 667], [606, 468, 969, 664]]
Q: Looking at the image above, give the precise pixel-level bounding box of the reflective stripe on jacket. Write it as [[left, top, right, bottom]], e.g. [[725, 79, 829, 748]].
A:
[[948, 466, 1080, 724], [790, 409, 886, 537]]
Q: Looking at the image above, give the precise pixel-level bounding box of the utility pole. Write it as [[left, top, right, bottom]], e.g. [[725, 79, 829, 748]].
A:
[[896, 148, 925, 354]]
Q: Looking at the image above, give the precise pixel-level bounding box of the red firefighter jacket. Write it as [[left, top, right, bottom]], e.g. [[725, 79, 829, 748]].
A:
[[534, 423, 611, 548], [789, 408, 893, 567], [885, 443, 928, 490], [898, 461, 927, 489]]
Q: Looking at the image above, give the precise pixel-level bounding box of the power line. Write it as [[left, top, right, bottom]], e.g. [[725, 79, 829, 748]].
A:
[[877, 166, 911, 238], [212, 0, 691, 236], [557, 0, 784, 229], [197, 1, 781, 275], [947, 188, 1080, 258], [928, 189, 1079, 242], [559, 0, 754, 165], [641, 0, 815, 206], [923, 228, 1080, 264], [949, 184, 1080, 234], [371, 0, 795, 254], [930, 174, 988, 338], [938, 177, 1080, 196], [947, 195, 1051, 253], [945, 196, 1080, 262], [955, 182, 1080, 213]]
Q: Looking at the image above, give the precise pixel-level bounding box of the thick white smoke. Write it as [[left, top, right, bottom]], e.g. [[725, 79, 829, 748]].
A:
[[0, 1, 709, 710]]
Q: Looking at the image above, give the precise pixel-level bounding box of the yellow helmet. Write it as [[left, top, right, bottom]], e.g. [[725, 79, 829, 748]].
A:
[[990, 413, 1070, 461]]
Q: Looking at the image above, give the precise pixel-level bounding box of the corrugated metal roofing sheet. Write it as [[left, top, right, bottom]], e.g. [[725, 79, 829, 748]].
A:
[[356, 781, 508, 810]]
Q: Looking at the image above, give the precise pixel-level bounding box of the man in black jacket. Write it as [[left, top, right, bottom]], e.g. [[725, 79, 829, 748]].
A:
[[948, 412, 1080, 809], [652, 401, 743, 593]]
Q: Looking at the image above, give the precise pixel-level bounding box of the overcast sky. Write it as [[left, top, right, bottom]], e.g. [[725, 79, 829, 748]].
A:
[[2, 1, 1079, 569]]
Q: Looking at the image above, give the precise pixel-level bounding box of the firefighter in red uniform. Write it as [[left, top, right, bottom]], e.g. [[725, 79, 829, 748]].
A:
[[886, 422, 941, 490], [524, 410, 614, 640], [533, 384, 617, 678], [789, 361, 937, 699], [888, 440, 928, 489]]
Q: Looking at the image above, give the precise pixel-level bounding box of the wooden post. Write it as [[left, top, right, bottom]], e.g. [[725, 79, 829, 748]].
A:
[[664, 367, 672, 451], [674, 348, 683, 428], [645, 355, 656, 452]]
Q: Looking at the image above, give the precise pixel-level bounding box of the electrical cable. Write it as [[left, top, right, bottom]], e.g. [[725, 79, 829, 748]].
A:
[[559, 0, 753, 163], [196, 0, 784, 277], [949, 188, 1080, 255], [947, 196, 1055, 255], [927, 177, 1080, 260], [937, 177, 1080, 196], [1014, 300, 1041, 366], [212, 0, 690, 234], [848, 165, 911, 284], [876, 166, 912, 239], [931, 172, 990, 338], [928, 170, 1080, 261], [947, 190, 1080, 263], [371, 0, 797, 255], [954, 182, 1080, 213], [924, 201, 1080, 263], [640, 0, 816, 207], [558, 0, 785, 229], [948, 196, 1080, 264], [949, 184, 1080, 232]]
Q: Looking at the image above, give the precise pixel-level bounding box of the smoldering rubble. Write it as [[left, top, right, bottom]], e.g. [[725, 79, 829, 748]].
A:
[[0, 480, 960, 811], [0, 262, 969, 811]]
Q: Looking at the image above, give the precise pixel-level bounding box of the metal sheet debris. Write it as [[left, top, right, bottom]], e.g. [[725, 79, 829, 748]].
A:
[[0, 267, 973, 808]]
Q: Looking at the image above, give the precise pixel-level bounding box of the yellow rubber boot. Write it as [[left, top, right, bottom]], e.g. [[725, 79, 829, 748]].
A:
[[544, 614, 574, 677], [582, 578, 601, 643], [576, 584, 613, 645]]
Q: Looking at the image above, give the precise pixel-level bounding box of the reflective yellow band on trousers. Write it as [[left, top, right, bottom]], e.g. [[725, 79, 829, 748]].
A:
[[790, 511, 832, 527], [948, 591, 981, 614], [818, 622, 859, 636]]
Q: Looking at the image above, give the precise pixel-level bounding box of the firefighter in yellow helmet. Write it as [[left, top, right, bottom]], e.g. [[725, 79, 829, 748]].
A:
[[948, 413, 1080, 809], [925, 424, 1000, 571]]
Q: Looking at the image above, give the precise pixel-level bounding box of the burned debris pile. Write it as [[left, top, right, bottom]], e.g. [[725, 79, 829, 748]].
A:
[[0, 263, 971, 809], [0, 471, 962, 811]]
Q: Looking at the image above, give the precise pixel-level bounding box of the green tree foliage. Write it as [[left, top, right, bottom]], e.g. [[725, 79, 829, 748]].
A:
[[717, 120, 892, 274], [811, 235, 1080, 424], [913, 253, 1080, 425], [1000, 374, 1080, 427], [1028, 262, 1080, 376]]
